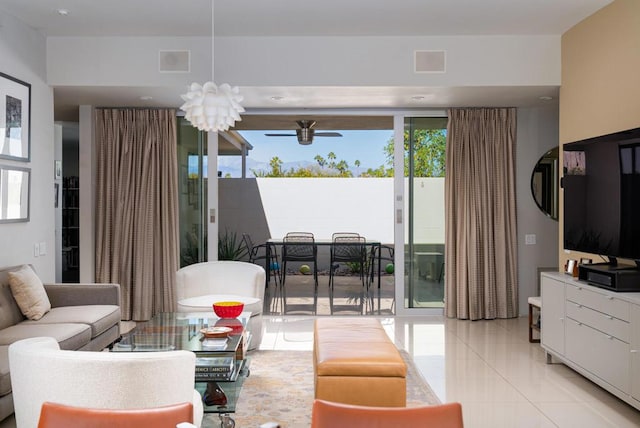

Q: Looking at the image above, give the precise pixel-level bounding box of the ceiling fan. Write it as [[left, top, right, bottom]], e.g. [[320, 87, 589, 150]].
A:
[[265, 120, 342, 145]]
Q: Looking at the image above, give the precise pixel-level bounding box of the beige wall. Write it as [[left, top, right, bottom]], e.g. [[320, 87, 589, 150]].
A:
[[560, 0, 640, 144], [559, 0, 640, 268]]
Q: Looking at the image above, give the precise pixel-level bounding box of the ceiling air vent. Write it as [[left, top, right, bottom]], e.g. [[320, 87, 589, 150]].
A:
[[159, 50, 191, 73], [414, 50, 446, 73]]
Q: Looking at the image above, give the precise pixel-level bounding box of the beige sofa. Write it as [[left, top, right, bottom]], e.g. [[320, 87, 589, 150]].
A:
[[0, 264, 121, 422]]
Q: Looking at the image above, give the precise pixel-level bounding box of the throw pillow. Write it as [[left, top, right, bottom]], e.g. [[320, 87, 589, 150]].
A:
[[8, 265, 51, 320]]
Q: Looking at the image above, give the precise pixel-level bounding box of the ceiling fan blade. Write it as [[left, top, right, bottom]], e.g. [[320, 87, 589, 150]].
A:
[[314, 132, 343, 137], [265, 133, 296, 137]]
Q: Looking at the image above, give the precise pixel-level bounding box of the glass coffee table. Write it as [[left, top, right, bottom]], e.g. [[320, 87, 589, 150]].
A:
[[112, 312, 252, 427]]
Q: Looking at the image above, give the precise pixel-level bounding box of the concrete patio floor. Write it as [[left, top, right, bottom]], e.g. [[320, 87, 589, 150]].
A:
[[262, 271, 444, 316]]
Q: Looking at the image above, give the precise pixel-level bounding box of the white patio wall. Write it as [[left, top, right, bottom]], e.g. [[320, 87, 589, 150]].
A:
[[219, 177, 445, 246]]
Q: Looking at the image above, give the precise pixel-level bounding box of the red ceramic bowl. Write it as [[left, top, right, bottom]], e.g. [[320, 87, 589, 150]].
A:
[[213, 301, 244, 318]]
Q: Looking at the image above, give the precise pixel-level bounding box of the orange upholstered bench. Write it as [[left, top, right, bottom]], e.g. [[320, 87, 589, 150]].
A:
[[313, 318, 407, 407]]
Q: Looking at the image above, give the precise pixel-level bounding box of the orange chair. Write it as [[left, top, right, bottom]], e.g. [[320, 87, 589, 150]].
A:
[[311, 399, 463, 428], [37, 401, 193, 428]]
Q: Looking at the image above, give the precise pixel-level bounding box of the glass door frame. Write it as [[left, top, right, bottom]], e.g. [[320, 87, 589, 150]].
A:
[[393, 112, 447, 316]]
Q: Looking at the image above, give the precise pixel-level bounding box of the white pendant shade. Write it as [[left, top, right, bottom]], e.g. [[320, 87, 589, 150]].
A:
[[180, 81, 244, 132]]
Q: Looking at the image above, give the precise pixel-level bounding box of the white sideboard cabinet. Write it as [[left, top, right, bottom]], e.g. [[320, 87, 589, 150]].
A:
[[541, 271, 640, 410]]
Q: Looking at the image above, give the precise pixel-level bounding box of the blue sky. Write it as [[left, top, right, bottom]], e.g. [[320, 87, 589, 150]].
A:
[[238, 130, 393, 169]]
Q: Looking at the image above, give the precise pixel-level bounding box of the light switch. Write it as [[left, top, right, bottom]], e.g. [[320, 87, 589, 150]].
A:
[[33, 243, 40, 257], [525, 234, 536, 245], [39, 242, 47, 255]]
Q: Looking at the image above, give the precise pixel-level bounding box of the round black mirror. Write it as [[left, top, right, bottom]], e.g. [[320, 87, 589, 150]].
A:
[[531, 147, 559, 220]]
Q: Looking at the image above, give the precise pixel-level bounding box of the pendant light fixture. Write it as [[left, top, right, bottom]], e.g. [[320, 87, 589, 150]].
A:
[[180, 0, 244, 131]]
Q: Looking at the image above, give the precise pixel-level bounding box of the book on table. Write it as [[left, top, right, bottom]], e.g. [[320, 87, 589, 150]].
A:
[[195, 356, 235, 381]]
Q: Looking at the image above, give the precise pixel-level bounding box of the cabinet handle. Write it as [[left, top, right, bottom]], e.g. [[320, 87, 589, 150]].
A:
[[606, 335, 613, 340], [607, 296, 614, 300], [631, 350, 638, 353], [606, 315, 613, 320], [576, 304, 582, 308]]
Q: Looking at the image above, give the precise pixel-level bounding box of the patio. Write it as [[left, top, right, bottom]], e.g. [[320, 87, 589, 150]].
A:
[[262, 271, 444, 316]]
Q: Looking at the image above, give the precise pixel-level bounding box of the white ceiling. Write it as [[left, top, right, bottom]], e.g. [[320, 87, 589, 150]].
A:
[[0, 0, 613, 125], [0, 0, 611, 37]]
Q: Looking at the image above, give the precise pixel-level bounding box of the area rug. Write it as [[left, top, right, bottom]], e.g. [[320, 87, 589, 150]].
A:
[[202, 349, 440, 428]]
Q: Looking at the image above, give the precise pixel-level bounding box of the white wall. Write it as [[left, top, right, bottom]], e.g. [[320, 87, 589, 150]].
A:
[[516, 105, 560, 314], [47, 35, 560, 89], [0, 11, 55, 280], [216, 35, 560, 87], [220, 178, 395, 243], [409, 178, 445, 243], [47, 37, 211, 88]]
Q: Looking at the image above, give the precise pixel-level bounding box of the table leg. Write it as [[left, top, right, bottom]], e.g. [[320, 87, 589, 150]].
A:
[[265, 244, 271, 286], [219, 413, 235, 428], [377, 243, 382, 289]]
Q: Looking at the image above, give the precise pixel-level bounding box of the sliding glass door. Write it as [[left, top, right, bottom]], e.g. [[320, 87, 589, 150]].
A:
[[177, 117, 208, 267], [398, 116, 447, 311]]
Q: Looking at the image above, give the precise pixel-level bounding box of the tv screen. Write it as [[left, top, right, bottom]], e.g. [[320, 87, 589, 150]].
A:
[[563, 127, 640, 262]]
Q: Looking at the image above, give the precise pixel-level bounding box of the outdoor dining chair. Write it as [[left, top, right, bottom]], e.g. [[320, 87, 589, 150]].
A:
[[281, 232, 318, 291], [242, 232, 280, 287], [329, 234, 368, 290], [369, 244, 394, 288]]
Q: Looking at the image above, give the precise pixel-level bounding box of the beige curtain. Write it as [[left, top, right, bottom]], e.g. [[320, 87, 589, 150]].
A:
[[444, 108, 518, 320], [95, 109, 179, 321]]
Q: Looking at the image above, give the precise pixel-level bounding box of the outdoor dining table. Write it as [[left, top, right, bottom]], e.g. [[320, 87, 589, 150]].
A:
[[265, 238, 384, 289]]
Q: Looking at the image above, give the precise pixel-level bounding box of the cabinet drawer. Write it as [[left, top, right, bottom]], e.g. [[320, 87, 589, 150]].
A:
[[566, 300, 630, 343], [566, 318, 630, 394], [566, 284, 630, 321]]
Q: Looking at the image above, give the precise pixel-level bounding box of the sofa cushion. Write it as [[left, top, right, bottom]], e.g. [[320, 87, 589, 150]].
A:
[[0, 345, 9, 397], [0, 267, 28, 330], [21, 305, 120, 339], [8, 265, 51, 320], [0, 323, 91, 350]]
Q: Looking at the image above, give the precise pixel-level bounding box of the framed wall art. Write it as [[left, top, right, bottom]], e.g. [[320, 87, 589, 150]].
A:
[[0, 164, 30, 223], [0, 72, 31, 162]]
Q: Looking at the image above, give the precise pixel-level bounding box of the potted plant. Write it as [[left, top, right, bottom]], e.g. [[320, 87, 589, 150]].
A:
[[218, 229, 248, 261]]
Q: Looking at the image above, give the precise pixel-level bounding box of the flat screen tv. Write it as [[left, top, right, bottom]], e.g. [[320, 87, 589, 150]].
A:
[[563, 127, 640, 264]]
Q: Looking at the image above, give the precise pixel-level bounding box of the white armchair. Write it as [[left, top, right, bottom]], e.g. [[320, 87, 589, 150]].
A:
[[175, 261, 266, 349], [9, 337, 204, 428]]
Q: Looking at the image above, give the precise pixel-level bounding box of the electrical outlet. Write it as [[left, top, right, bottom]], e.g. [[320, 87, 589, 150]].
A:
[[525, 234, 536, 245]]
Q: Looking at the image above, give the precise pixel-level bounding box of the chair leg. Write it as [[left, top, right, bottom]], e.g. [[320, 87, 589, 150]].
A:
[[281, 260, 287, 288], [528, 303, 534, 343], [313, 262, 319, 291], [528, 303, 540, 343]]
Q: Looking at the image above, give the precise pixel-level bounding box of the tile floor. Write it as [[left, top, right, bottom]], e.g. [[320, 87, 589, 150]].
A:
[[260, 315, 640, 428]]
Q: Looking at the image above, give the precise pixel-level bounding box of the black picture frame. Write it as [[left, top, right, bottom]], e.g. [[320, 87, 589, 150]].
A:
[[0, 71, 31, 162]]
